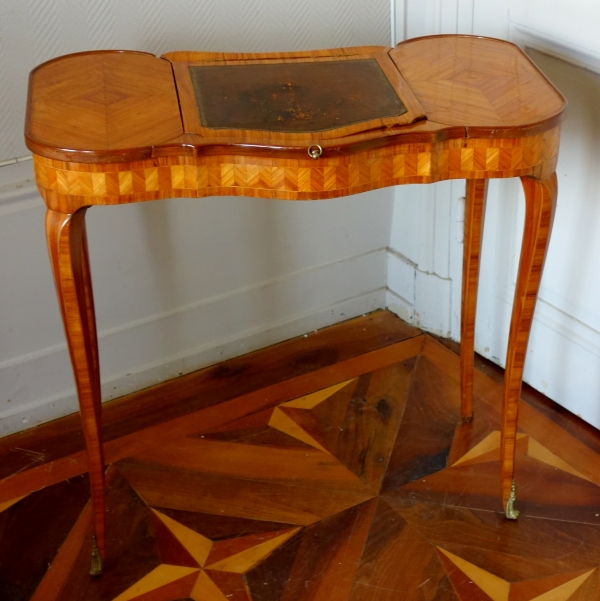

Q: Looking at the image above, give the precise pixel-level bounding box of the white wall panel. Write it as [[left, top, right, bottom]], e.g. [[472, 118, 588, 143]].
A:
[[390, 0, 600, 429], [0, 159, 392, 434], [510, 0, 600, 63], [474, 49, 600, 429], [0, 1, 393, 434], [472, 2, 509, 39], [388, 0, 472, 339]]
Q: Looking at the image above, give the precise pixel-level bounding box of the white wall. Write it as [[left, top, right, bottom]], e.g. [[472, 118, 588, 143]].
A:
[[0, 0, 393, 435], [4, 0, 600, 435], [387, 0, 511, 339], [388, 0, 600, 429]]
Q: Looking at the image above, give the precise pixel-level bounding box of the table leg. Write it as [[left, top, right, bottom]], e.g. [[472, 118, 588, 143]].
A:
[[46, 208, 105, 575], [501, 173, 558, 518], [460, 179, 488, 421]]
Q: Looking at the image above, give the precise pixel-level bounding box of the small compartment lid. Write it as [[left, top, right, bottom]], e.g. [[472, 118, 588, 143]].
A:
[[167, 46, 426, 145]]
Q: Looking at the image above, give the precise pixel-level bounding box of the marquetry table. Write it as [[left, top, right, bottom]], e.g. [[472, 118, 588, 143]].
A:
[[25, 35, 566, 575]]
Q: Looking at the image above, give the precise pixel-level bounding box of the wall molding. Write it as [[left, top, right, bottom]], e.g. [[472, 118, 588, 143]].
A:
[[386, 248, 452, 336], [0, 246, 387, 436], [492, 25, 600, 359], [509, 22, 600, 75], [492, 281, 600, 362]]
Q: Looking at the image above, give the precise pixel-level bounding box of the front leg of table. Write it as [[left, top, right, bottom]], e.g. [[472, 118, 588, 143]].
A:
[[460, 179, 488, 421], [501, 173, 558, 516], [45, 208, 106, 574]]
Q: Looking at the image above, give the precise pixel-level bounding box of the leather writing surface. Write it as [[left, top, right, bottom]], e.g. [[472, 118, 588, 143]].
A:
[[189, 58, 407, 133]]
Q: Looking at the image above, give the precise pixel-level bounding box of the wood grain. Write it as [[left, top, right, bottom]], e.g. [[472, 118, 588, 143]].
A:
[[45, 208, 106, 559], [501, 173, 558, 507], [460, 179, 488, 420], [170, 46, 426, 144], [32, 128, 561, 213], [0, 334, 425, 507], [26, 37, 566, 164], [389, 35, 566, 136], [3, 322, 600, 599], [0, 475, 89, 601], [0, 311, 417, 481], [26, 51, 183, 163]]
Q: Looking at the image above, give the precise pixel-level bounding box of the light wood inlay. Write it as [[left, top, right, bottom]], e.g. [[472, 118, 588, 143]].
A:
[[33, 128, 560, 214]]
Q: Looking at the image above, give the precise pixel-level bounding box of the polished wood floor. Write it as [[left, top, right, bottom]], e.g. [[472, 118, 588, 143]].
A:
[[1, 311, 600, 601]]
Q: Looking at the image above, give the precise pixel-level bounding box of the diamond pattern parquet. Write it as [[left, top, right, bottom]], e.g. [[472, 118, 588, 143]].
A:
[[2, 321, 600, 600]]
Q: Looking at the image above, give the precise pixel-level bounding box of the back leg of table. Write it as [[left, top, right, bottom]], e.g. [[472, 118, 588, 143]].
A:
[[460, 179, 488, 421], [46, 208, 106, 574], [81, 224, 102, 428], [500, 173, 558, 516]]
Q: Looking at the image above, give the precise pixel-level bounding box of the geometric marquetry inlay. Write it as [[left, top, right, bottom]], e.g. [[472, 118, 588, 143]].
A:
[[0, 496, 25, 513], [268, 379, 356, 452], [33, 127, 560, 215], [437, 547, 596, 601], [8, 327, 600, 600], [451, 430, 593, 483], [437, 547, 511, 601], [113, 509, 300, 601]]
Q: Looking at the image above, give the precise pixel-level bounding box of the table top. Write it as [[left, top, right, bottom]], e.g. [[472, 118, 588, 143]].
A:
[[25, 35, 566, 165]]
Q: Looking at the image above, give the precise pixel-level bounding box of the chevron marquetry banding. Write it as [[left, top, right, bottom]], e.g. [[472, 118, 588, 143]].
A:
[[34, 128, 560, 213]]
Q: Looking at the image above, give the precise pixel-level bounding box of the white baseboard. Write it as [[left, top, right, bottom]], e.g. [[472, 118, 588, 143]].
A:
[[0, 249, 387, 436], [386, 249, 452, 337], [476, 283, 600, 431], [386, 289, 416, 325], [523, 305, 600, 430], [509, 22, 600, 75]]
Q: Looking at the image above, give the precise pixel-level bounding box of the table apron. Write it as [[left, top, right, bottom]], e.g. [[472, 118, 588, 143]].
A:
[[33, 127, 560, 213]]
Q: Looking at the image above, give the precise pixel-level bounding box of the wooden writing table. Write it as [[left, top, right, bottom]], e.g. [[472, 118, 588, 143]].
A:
[[25, 35, 566, 575]]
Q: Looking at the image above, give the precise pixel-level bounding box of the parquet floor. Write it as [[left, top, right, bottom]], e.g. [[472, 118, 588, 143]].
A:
[[1, 311, 600, 600]]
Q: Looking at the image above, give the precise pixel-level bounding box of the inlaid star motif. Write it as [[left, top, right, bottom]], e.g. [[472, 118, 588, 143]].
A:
[[437, 547, 597, 601], [112, 509, 300, 601], [451, 430, 593, 482], [268, 379, 356, 453], [17, 343, 600, 601]]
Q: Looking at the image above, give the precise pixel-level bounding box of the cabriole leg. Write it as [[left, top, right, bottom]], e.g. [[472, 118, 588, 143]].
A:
[[460, 179, 488, 421], [501, 173, 558, 519], [46, 208, 105, 575]]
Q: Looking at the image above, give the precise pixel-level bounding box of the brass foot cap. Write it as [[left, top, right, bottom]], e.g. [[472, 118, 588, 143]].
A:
[[90, 536, 103, 577], [505, 479, 520, 520]]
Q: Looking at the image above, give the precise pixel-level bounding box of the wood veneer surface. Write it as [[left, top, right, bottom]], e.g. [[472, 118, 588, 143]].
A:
[[2, 312, 600, 600], [26, 52, 183, 162], [25, 36, 566, 164], [390, 35, 566, 133]]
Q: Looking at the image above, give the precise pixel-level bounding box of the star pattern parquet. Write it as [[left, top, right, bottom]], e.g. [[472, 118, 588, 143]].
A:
[[1, 316, 600, 600]]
